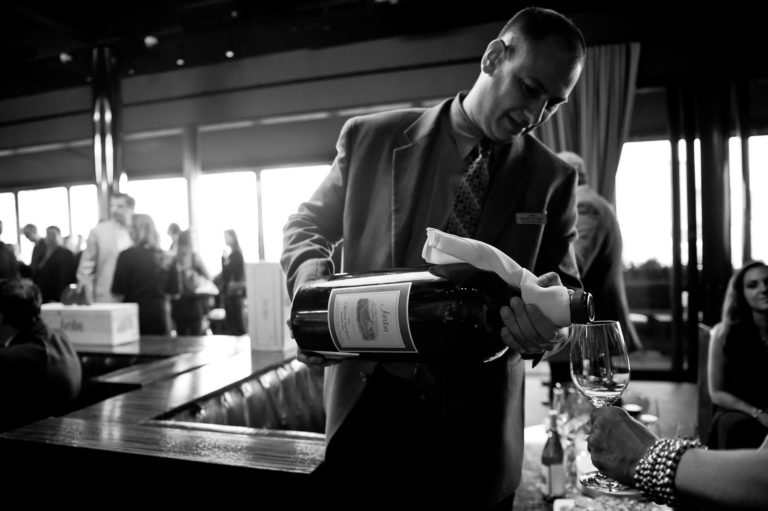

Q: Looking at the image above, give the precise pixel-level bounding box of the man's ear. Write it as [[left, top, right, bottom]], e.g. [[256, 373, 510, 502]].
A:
[[481, 38, 507, 75]]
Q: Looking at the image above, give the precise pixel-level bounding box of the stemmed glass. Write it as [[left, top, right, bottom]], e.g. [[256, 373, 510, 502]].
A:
[[569, 320, 640, 496]]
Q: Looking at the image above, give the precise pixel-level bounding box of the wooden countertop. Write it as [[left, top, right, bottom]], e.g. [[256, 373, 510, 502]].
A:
[[0, 335, 324, 493]]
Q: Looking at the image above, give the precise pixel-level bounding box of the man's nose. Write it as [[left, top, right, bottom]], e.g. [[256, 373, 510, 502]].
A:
[[523, 98, 548, 126]]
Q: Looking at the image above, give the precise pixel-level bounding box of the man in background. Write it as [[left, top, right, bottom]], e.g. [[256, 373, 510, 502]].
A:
[[561, 151, 642, 346], [20, 223, 46, 279], [76, 193, 135, 303], [0, 220, 19, 280], [34, 226, 77, 303]]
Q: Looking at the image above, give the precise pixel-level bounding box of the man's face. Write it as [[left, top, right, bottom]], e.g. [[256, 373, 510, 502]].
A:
[[23, 228, 36, 242], [476, 35, 582, 144], [110, 197, 133, 225]]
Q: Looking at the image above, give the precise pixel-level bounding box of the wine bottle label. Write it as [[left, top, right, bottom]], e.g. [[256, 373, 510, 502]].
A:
[[541, 463, 565, 498], [328, 282, 418, 353]]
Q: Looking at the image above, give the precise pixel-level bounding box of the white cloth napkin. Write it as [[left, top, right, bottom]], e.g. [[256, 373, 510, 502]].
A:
[[421, 227, 571, 326]]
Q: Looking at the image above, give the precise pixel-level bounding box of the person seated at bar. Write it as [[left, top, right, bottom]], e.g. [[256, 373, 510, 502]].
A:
[[588, 406, 768, 510], [0, 278, 82, 432], [707, 260, 768, 449]]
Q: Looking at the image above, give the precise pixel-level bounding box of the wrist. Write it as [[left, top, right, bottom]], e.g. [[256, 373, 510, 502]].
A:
[[634, 437, 705, 507], [751, 407, 765, 419]]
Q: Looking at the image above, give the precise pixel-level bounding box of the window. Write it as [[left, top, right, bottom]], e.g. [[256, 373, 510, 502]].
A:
[[260, 165, 331, 263], [123, 177, 189, 251], [748, 135, 768, 261], [69, 184, 98, 251], [0, 193, 18, 255], [17, 187, 69, 263], [196, 172, 259, 278]]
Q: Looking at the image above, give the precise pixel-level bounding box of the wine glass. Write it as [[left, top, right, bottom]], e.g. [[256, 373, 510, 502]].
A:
[[569, 320, 640, 497]]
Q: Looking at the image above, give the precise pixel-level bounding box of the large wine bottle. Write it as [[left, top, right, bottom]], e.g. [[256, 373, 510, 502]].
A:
[[289, 263, 594, 363]]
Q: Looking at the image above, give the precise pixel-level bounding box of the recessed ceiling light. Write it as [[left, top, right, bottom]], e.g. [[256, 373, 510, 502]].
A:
[[59, 52, 72, 64], [225, 50, 234, 58], [144, 35, 159, 48], [176, 58, 185, 66]]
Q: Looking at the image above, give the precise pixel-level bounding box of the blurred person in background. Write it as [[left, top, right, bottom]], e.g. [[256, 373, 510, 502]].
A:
[[63, 233, 85, 270], [166, 222, 181, 258], [708, 260, 768, 449], [171, 229, 211, 336], [0, 220, 18, 280], [220, 228, 246, 335], [112, 214, 177, 335], [77, 193, 135, 303], [34, 226, 77, 303], [0, 277, 81, 432], [20, 223, 46, 279], [545, 151, 642, 401]]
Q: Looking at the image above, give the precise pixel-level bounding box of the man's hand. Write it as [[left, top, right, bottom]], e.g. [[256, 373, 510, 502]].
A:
[[499, 271, 565, 355]]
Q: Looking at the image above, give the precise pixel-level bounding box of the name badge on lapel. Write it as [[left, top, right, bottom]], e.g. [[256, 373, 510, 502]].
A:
[[515, 212, 547, 225]]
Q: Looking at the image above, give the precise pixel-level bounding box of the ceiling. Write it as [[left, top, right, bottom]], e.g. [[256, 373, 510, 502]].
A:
[[2, 1, 765, 102], [0, 0, 524, 100]]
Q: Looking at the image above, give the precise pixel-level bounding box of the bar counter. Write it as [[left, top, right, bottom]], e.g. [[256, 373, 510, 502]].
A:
[[0, 335, 324, 503]]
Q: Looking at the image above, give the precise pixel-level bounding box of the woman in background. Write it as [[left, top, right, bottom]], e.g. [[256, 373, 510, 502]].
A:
[[221, 229, 246, 335], [171, 229, 211, 335], [112, 213, 177, 335], [708, 260, 768, 449]]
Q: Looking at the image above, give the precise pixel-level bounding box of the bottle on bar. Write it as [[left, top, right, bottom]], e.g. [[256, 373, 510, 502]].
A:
[[541, 409, 566, 501], [289, 262, 594, 363]]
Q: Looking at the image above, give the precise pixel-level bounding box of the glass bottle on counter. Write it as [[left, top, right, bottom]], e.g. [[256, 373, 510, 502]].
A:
[[541, 409, 566, 501], [289, 262, 594, 363]]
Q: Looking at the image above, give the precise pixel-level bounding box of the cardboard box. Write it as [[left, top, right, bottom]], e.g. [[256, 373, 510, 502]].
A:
[[245, 262, 296, 355], [41, 303, 140, 346]]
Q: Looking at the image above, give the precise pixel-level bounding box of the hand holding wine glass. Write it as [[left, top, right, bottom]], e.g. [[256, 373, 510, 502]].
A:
[[569, 320, 640, 496]]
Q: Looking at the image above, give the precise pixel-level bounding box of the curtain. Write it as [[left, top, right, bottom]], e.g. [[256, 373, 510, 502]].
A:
[[538, 43, 641, 205]]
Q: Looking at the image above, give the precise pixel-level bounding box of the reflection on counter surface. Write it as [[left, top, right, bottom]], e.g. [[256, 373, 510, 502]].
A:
[[0, 334, 324, 504]]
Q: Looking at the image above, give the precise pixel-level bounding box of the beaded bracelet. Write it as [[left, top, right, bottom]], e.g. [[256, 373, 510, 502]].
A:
[[633, 437, 705, 508]]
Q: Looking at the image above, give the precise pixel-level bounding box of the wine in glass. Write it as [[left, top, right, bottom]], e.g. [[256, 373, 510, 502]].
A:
[[569, 320, 640, 497]]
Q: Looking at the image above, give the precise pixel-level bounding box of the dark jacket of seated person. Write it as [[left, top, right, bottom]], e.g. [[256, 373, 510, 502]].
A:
[[0, 278, 82, 432]]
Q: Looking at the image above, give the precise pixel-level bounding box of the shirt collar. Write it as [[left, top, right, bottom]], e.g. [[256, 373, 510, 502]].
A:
[[449, 91, 485, 160]]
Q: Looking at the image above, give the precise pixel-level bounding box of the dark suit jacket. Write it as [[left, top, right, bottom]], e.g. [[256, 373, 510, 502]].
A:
[[281, 97, 580, 505], [574, 184, 642, 351], [0, 242, 18, 279], [35, 246, 77, 303]]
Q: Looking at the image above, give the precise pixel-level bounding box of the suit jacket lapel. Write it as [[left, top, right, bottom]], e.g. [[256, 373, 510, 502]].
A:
[[392, 100, 451, 266], [474, 137, 533, 244]]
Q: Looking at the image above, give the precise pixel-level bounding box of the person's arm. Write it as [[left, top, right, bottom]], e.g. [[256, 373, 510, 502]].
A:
[[282, 119, 352, 366], [193, 252, 211, 280], [76, 227, 98, 302], [281, 119, 351, 298], [589, 406, 768, 510], [674, 446, 768, 510], [708, 325, 768, 426], [110, 249, 128, 301]]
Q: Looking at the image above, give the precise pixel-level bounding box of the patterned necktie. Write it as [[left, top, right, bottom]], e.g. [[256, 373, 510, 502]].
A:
[[445, 139, 492, 237]]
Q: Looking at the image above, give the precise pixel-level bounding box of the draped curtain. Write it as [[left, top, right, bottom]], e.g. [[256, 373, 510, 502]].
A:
[[538, 43, 641, 205]]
